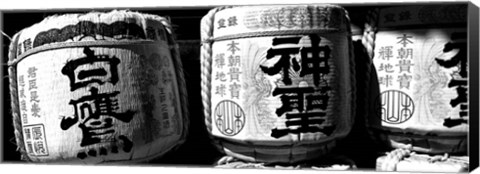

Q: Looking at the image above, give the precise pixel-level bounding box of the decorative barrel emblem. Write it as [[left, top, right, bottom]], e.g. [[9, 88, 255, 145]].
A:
[[376, 90, 414, 124], [215, 100, 245, 136]]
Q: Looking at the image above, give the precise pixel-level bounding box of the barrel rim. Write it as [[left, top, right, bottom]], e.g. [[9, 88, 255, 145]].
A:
[[7, 40, 164, 67], [367, 125, 469, 139]]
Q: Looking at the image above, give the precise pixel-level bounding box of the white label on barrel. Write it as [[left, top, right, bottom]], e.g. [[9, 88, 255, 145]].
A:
[[210, 32, 353, 142], [373, 29, 468, 132], [23, 124, 48, 156], [16, 44, 183, 162], [209, 5, 352, 143], [376, 6, 466, 29]]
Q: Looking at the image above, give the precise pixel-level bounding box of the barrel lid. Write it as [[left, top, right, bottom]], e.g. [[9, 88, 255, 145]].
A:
[[203, 4, 351, 42], [374, 4, 467, 29], [8, 10, 172, 65]]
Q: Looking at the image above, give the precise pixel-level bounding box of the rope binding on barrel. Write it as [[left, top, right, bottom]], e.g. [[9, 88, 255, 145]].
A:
[[379, 144, 461, 171], [8, 30, 31, 161], [200, 5, 232, 135], [361, 8, 379, 60], [201, 4, 356, 165], [202, 29, 341, 44], [7, 10, 188, 162], [7, 40, 158, 67]]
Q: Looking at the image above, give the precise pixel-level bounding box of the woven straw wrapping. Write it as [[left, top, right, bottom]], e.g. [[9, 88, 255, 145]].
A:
[[363, 5, 469, 155], [7, 10, 189, 163], [201, 4, 355, 164], [376, 148, 468, 172]]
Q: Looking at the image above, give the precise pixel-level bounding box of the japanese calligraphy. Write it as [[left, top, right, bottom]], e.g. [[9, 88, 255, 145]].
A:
[[398, 11, 411, 21], [32, 126, 47, 155], [27, 66, 37, 78], [228, 67, 241, 82], [398, 73, 413, 89], [215, 72, 227, 82], [227, 41, 240, 55], [260, 35, 330, 86], [218, 18, 226, 29], [215, 84, 226, 97], [270, 87, 333, 138], [435, 32, 468, 128], [213, 41, 242, 99], [378, 63, 395, 73], [26, 142, 33, 155], [228, 55, 241, 67], [229, 82, 241, 99], [23, 39, 33, 53], [397, 34, 414, 47], [31, 102, 41, 118], [260, 35, 333, 138], [27, 67, 41, 118], [215, 53, 226, 68], [379, 46, 394, 60], [24, 128, 31, 140], [217, 16, 238, 29], [60, 47, 135, 159], [18, 75, 28, 124], [384, 13, 396, 23], [20, 100, 27, 111], [379, 75, 393, 87], [396, 60, 414, 73], [299, 35, 331, 87], [18, 75, 26, 98], [20, 100, 28, 124], [60, 87, 135, 146], [376, 34, 415, 89], [435, 32, 467, 78], [61, 47, 119, 91], [23, 125, 48, 156], [260, 36, 301, 85], [397, 48, 413, 59], [228, 16, 238, 26], [273, 87, 328, 116]]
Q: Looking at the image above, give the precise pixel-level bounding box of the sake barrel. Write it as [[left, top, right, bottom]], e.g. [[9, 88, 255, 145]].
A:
[[7, 10, 189, 163], [364, 4, 468, 154], [201, 5, 355, 163]]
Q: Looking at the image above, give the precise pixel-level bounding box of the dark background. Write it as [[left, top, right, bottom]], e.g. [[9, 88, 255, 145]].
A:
[[1, 2, 476, 171]]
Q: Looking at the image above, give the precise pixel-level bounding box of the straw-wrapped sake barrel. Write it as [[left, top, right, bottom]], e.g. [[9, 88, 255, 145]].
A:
[[7, 10, 188, 163], [364, 4, 468, 154], [201, 5, 355, 163]]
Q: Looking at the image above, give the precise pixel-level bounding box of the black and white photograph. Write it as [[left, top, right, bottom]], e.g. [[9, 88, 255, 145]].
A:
[[1, 0, 478, 173]]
